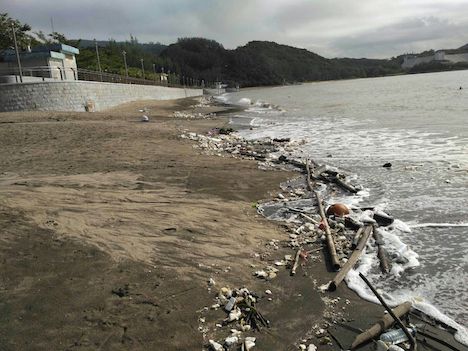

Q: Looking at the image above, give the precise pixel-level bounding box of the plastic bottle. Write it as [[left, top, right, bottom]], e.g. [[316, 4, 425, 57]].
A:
[[224, 296, 236, 312], [380, 327, 416, 345]]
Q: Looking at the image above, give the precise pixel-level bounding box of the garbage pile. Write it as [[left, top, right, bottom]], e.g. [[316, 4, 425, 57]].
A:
[[191, 95, 218, 108], [173, 110, 217, 119], [199, 286, 269, 350]]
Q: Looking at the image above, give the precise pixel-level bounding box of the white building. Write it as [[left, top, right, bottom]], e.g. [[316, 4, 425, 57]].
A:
[[0, 44, 80, 83], [402, 50, 468, 69]]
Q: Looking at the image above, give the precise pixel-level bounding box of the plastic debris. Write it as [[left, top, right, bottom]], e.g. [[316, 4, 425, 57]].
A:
[[244, 336, 256, 350], [209, 339, 223, 351]]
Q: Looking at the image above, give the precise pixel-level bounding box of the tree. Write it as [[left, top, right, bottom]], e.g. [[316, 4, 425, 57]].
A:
[[0, 13, 38, 50]]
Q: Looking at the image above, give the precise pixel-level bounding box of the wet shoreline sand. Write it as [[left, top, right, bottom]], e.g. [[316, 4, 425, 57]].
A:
[[0, 97, 464, 350]]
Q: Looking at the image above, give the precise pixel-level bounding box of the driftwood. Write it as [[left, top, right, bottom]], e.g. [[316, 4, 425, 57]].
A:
[[309, 161, 358, 194], [299, 212, 319, 224], [314, 191, 340, 271], [290, 249, 302, 276], [373, 227, 390, 273], [359, 273, 416, 351], [305, 159, 315, 191], [351, 226, 364, 248], [328, 225, 372, 291], [351, 301, 412, 349], [329, 175, 359, 193]]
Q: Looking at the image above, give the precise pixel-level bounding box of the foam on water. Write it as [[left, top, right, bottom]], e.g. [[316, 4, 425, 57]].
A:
[[409, 222, 468, 228]]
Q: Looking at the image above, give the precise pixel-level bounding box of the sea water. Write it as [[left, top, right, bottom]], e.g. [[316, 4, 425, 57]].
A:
[[223, 70, 468, 343]]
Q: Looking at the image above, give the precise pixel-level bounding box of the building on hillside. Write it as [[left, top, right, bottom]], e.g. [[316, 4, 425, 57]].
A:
[[402, 50, 468, 69], [0, 44, 80, 83]]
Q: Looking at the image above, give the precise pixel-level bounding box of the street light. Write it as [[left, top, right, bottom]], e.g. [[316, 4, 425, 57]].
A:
[[94, 39, 102, 81], [11, 24, 23, 83], [122, 50, 128, 79], [140, 58, 145, 80]]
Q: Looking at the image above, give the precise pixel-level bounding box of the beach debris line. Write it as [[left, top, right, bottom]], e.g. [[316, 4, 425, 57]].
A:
[[181, 125, 423, 348]]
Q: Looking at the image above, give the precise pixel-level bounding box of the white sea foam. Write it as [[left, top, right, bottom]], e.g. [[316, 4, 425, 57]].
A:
[[237, 97, 252, 106], [410, 222, 468, 228]]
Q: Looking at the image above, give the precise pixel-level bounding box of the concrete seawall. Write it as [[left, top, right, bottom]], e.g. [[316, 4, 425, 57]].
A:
[[0, 81, 202, 112]]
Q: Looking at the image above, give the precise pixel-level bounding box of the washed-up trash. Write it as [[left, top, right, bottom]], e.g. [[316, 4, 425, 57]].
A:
[[141, 115, 149, 122], [209, 339, 223, 351], [254, 270, 268, 279], [228, 308, 242, 321], [307, 344, 317, 351], [383, 162, 392, 168], [244, 336, 256, 350], [224, 335, 238, 346], [380, 327, 416, 345], [374, 210, 394, 226], [225, 296, 236, 311], [326, 203, 350, 217]]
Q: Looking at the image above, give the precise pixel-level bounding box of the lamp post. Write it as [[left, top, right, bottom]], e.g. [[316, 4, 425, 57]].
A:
[[94, 39, 102, 81], [140, 58, 145, 80], [122, 50, 128, 80], [11, 24, 23, 83]]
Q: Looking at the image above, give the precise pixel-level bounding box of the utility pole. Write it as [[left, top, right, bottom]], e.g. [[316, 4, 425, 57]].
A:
[[152, 63, 156, 84], [11, 24, 23, 83], [122, 50, 128, 80], [140, 58, 145, 80], [94, 39, 102, 81]]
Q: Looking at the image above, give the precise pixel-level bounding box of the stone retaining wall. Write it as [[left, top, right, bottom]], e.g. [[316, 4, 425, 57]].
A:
[[0, 80, 202, 112]]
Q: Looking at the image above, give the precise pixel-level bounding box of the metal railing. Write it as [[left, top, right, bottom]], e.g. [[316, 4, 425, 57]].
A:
[[0, 65, 75, 82], [0, 66, 204, 88]]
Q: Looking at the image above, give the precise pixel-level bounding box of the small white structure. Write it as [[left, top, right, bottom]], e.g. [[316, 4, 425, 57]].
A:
[[0, 44, 80, 83], [402, 50, 468, 69]]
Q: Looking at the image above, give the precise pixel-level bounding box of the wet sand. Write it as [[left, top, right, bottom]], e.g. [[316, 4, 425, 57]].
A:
[[0, 98, 464, 351]]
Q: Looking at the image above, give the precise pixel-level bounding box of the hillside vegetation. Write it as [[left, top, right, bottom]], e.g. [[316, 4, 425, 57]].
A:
[[161, 38, 403, 86]]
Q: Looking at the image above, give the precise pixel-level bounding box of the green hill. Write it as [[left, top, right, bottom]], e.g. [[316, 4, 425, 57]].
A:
[[160, 38, 403, 87]]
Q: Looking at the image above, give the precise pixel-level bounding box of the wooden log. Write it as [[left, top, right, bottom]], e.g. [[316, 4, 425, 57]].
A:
[[291, 249, 302, 276], [299, 212, 319, 224], [309, 160, 358, 194], [373, 227, 390, 273], [351, 301, 412, 349], [330, 175, 358, 194], [314, 191, 340, 271], [328, 225, 372, 291], [305, 159, 315, 191], [351, 226, 364, 248], [358, 274, 416, 351]]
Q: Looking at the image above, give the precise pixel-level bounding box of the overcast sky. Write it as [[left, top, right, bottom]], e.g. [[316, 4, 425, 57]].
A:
[[4, 0, 468, 58]]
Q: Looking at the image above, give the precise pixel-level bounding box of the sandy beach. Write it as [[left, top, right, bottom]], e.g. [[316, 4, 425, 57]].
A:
[[0, 97, 464, 351]]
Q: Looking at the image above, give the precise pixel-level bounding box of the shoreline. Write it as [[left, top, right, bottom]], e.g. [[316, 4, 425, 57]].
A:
[[188, 96, 468, 349], [0, 97, 465, 350]]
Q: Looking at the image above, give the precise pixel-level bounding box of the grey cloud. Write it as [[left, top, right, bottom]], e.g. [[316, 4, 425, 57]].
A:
[[3, 0, 468, 58], [331, 16, 468, 58]]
